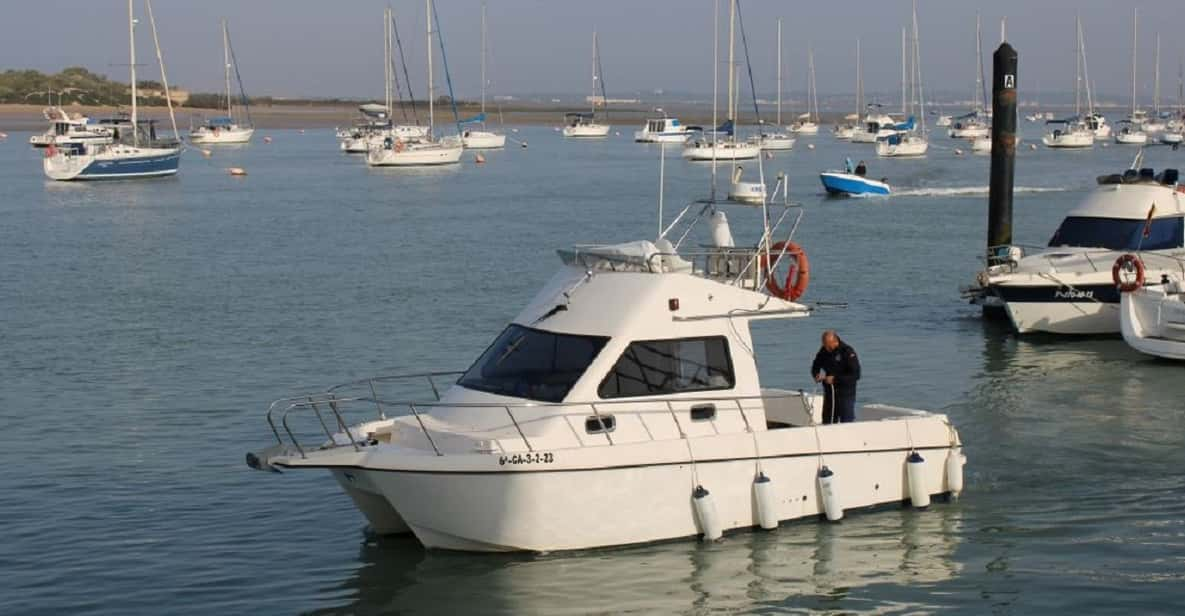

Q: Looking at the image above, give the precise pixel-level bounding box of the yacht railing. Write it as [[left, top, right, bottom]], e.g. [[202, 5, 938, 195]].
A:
[[266, 380, 823, 459]]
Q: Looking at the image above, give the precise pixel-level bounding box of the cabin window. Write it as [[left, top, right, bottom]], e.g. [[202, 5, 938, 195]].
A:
[[1048, 216, 1184, 251], [458, 325, 609, 403], [597, 336, 735, 399]]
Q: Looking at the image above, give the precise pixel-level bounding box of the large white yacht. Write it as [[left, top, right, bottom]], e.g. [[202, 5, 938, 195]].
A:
[[966, 160, 1185, 334], [634, 115, 691, 143], [28, 106, 115, 148], [249, 173, 967, 552]]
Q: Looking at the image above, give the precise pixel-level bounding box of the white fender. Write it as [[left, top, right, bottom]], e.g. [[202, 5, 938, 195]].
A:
[[709, 211, 735, 248], [945, 447, 966, 499], [753, 472, 778, 530], [692, 485, 722, 541], [817, 466, 843, 521], [906, 451, 930, 508]]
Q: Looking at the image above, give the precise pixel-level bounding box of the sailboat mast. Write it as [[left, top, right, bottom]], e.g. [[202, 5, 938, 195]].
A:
[[384, 7, 392, 115], [129, 0, 138, 146], [590, 30, 597, 117], [727, 0, 735, 123], [1131, 8, 1137, 115], [976, 14, 986, 112], [856, 39, 862, 120], [913, 0, 925, 133], [809, 47, 818, 122], [710, 0, 718, 198], [1154, 33, 1160, 115], [427, 0, 434, 136], [776, 18, 781, 126], [481, 1, 487, 115], [223, 18, 232, 116], [901, 28, 907, 115]]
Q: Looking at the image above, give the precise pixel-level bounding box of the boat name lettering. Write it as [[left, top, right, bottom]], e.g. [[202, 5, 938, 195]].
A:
[[1054, 288, 1093, 300], [498, 452, 555, 466]]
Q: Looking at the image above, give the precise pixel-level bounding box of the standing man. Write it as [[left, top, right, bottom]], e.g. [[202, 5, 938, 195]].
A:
[[810, 330, 861, 424]]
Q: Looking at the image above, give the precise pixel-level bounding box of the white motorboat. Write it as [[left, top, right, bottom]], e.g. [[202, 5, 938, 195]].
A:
[[758, 131, 795, 151], [1086, 114, 1111, 139], [189, 19, 254, 145], [635, 116, 691, 143], [1042, 118, 1094, 148], [851, 106, 901, 143], [461, 2, 506, 149], [964, 160, 1185, 334], [28, 106, 115, 148], [1120, 275, 1185, 359], [248, 166, 966, 552], [563, 30, 611, 138], [44, 0, 182, 181], [368, 1, 463, 167]]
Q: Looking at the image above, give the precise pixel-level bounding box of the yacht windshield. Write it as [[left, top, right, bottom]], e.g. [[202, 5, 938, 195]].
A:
[[458, 324, 609, 403], [1047, 216, 1184, 251]]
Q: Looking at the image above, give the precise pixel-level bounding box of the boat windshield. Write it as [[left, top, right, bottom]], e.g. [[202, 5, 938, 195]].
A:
[[458, 324, 609, 403], [1047, 216, 1184, 251]]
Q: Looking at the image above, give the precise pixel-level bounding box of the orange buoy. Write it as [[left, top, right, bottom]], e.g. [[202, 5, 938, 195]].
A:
[[1112, 253, 1145, 292], [760, 241, 810, 301]]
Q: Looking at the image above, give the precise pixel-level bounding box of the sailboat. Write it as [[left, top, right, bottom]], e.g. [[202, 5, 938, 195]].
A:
[[563, 30, 611, 138], [788, 47, 819, 134], [948, 14, 990, 139], [877, 9, 928, 158], [43, 0, 182, 180], [833, 40, 862, 139], [1043, 16, 1095, 148], [189, 19, 253, 144], [367, 0, 464, 166], [759, 18, 795, 150], [1115, 9, 1148, 145], [461, 1, 505, 149], [683, 0, 759, 161], [1159, 60, 1184, 145]]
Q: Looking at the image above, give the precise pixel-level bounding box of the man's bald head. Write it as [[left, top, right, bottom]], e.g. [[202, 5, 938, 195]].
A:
[[821, 329, 840, 351]]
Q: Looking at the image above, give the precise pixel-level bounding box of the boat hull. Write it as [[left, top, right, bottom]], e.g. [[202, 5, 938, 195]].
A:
[[876, 138, 928, 157], [634, 131, 690, 143], [683, 142, 760, 161], [1120, 286, 1185, 359], [290, 415, 961, 552], [992, 282, 1120, 334], [1042, 132, 1094, 148], [462, 131, 506, 149], [43, 147, 182, 181], [367, 142, 464, 166], [819, 171, 890, 196], [190, 126, 254, 144], [563, 124, 611, 138]]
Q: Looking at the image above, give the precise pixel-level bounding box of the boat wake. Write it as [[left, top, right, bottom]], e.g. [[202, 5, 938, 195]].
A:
[[894, 186, 1068, 197]]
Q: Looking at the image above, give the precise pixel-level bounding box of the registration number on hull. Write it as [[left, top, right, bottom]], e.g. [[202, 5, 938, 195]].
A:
[[499, 452, 555, 466]]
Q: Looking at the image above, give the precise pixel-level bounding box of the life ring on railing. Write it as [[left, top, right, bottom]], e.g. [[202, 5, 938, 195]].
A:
[[761, 241, 810, 300], [395, 140, 406, 153], [1112, 253, 1145, 292]]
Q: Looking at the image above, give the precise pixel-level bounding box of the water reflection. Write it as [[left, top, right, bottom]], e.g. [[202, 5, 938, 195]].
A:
[[313, 508, 964, 615]]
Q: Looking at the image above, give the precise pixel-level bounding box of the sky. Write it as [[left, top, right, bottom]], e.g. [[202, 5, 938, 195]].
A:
[[4, 0, 1184, 105]]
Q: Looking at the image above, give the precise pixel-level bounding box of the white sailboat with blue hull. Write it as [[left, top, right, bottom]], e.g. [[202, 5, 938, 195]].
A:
[[44, 0, 181, 181]]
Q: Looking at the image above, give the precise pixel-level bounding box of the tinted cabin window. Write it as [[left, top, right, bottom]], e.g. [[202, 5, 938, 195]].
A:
[[598, 337, 735, 399], [1048, 216, 1184, 251], [458, 325, 609, 403]]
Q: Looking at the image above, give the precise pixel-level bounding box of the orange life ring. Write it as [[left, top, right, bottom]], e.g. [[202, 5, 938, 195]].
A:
[[761, 241, 810, 300], [1112, 253, 1145, 292]]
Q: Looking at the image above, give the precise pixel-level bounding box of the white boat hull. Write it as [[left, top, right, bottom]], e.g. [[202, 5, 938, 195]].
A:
[[462, 130, 506, 149], [876, 138, 928, 157], [948, 126, 990, 139], [190, 126, 255, 144], [1042, 132, 1094, 148], [970, 136, 992, 153], [728, 180, 766, 204], [759, 134, 796, 150], [1121, 286, 1185, 359], [367, 140, 464, 166], [1160, 132, 1184, 145], [1115, 131, 1149, 145], [284, 413, 961, 552], [790, 122, 818, 135], [634, 131, 690, 143], [42, 145, 182, 181], [563, 124, 611, 138], [683, 141, 761, 161]]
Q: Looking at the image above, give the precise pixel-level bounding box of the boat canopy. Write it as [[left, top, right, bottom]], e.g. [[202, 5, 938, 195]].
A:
[[892, 116, 916, 131], [358, 103, 389, 117], [207, 116, 234, 126], [715, 120, 735, 136], [565, 112, 594, 119], [458, 113, 487, 125]]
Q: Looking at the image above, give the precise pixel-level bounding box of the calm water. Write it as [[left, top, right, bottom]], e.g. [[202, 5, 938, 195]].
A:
[[3, 126, 1184, 615]]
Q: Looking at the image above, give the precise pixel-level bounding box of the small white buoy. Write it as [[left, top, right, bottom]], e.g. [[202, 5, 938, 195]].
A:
[[692, 485, 722, 541], [228, 167, 247, 176], [0, 131, 8, 140], [512, 128, 519, 133], [474, 153, 486, 164], [817, 466, 843, 522], [264, 136, 273, 143], [945, 447, 965, 499], [1101, 142, 1109, 148], [1029, 143, 1037, 150], [954, 148, 964, 156], [553, 126, 561, 132], [614, 131, 621, 136], [520, 141, 528, 148], [201, 148, 212, 158], [807, 143, 815, 150], [299, 129, 306, 134], [906, 451, 931, 508], [754, 472, 778, 530]]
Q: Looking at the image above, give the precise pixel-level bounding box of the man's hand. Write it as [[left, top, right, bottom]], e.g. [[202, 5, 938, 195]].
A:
[[814, 373, 823, 383], [823, 376, 836, 385]]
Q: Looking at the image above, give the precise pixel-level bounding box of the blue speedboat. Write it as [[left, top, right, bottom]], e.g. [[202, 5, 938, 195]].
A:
[[819, 165, 891, 196]]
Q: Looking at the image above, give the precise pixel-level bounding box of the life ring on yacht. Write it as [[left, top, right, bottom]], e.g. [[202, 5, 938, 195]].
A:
[[761, 241, 810, 300], [1112, 253, 1145, 292], [395, 140, 406, 153]]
